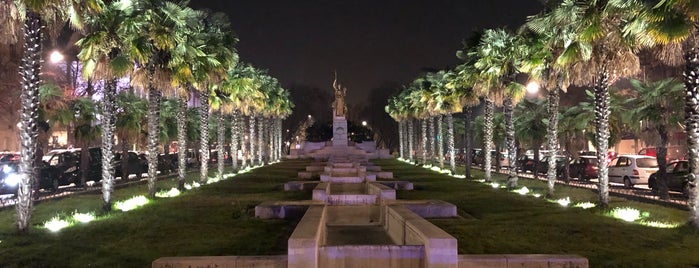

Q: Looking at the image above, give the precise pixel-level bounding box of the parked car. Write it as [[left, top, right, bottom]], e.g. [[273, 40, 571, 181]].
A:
[[0, 153, 20, 163], [536, 155, 566, 175], [38, 148, 104, 191], [608, 155, 658, 188], [0, 160, 20, 195], [639, 146, 687, 161], [114, 151, 147, 179], [517, 154, 536, 173], [649, 160, 690, 197], [567, 156, 598, 181]]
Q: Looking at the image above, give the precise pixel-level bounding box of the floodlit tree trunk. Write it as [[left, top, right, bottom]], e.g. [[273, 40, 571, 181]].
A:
[[684, 48, 699, 226], [16, 11, 42, 233], [217, 111, 225, 180], [437, 115, 444, 169], [546, 85, 560, 197], [199, 90, 210, 184], [249, 115, 256, 167], [428, 116, 435, 163], [655, 125, 670, 200], [504, 97, 518, 189], [594, 64, 611, 207], [446, 113, 455, 174], [421, 118, 427, 165], [177, 96, 187, 190], [398, 121, 404, 159], [408, 119, 414, 163], [231, 111, 239, 171], [240, 115, 247, 169], [464, 107, 473, 179], [146, 80, 162, 198], [101, 79, 117, 211], [484, 99, 494, 182], [258, 116, 264, 165]]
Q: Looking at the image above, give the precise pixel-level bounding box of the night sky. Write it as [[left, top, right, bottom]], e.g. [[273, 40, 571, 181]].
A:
[[189, 0, 544, 105]]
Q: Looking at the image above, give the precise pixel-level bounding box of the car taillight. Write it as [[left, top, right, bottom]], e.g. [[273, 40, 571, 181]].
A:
[[633, 169, 639, 176]]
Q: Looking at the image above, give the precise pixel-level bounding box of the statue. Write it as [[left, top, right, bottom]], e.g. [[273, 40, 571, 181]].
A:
[[332, 72, 347, 117]]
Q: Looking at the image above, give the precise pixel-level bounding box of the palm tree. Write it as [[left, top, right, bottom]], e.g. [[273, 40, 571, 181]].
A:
[[626, 78, 684, 200], [73, 96, 100, 187], [557, 105, 590, 182], [77, 0, 141, 210], [472, 111, 506, 176], [1, 0, 100, 233], [632, 0, 699, 226], [472, 28, 529, 189], [514, 98, 548, 181], [115, 90, 147, 180]]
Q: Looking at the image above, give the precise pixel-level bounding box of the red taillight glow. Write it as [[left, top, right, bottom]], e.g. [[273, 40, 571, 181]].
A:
[[633, 169, 639, 176]]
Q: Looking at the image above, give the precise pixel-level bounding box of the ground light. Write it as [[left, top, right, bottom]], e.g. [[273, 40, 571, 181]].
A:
[[44, 216, 70, 232], [155, 188, 181, 198], [608, 207, 642, 222], [574, 202, 596, 209], [114, 196, 149, 212], [514, 186, 530, 195], [72, 212, 96, 223]]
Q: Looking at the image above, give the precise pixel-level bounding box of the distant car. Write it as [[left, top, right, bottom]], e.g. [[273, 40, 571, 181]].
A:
[[567, 156, 598, 181], [517, 154, 536, 173], [114, 151, 147, 179], [608, 155, 659, 188], [639, 146, 687, 161], [0, 153, 20, 163], [649, 160, 690, 198], [38, 148, 101, 191], [0, 160, 20, 195], [536, 155, 566, 175]]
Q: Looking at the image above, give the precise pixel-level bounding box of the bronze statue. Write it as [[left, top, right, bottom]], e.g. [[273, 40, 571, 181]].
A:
[[332, 72, 347, 117]]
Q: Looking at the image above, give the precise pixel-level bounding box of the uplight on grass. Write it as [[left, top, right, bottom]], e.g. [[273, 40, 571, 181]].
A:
[[550, 197, 571, 207], [574, 202, 596, 209], [114, 196, 149, 212], [514, 186, 530, 195], [640, 221, 681, 228], [490, 182, 500, 189], [44, 216, 70, 232], [475, 179, 485, 183], [155, 188, 181, 198], [452, 174, 466, 179], [72, 212, 96, 223], [422, 165, 432, 169], [609, 207, 641, 222], [531, 193, 542, 198]]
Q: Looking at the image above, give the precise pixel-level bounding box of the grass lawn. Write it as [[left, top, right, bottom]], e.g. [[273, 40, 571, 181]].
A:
[[1, 158, 698, 267]]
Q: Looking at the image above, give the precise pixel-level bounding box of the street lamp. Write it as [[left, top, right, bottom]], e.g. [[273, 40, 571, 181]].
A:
[[361, 120, 367, 127], [526, 81, 540, 95], [49, 51, 64, 64]]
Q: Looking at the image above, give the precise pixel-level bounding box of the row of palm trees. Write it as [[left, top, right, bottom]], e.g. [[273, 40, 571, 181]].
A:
[[387, 0, 699, 226], [1, 0, 293, 233]]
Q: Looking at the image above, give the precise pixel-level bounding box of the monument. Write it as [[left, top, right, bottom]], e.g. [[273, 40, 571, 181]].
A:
[[332, 72, 348, 146]]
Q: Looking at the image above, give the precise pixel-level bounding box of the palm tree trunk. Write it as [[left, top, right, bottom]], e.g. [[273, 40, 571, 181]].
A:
[[464, 107, 473, 179], [146, 84, 162, 198], [504, 97, 518, 189], [421, 118, 428, 165], [199, 90, 210, 183], [398, 121, 404, 159], [437, 114, 444, 169], [684, 48, 699, 226], [240, 115, 247, 168], [594, 65, 611, 207], [428, 116, 435, 163], [231, 111, 239, 171], [177, 96, 186, 190], [217, 111, 225, 179], [101, 79, 117, 211], [447, 113, 455, 174], [258, 116, 264, 165], [249, 115, 256, 167], [484, 99, 494, 182], [546, 85, 560, 197], [408, 119, 414, 163], [16, 10, 42, 233]]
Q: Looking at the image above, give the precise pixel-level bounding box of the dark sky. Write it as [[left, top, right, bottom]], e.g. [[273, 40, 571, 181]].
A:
[[189, 0, 544, 106]]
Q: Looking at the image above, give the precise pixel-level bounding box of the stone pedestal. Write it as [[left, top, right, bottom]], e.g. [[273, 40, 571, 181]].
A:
[[332, 116, 348, 146]]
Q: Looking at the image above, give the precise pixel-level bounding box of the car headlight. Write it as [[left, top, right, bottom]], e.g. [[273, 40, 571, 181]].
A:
[[2, 165, 13, 173], [4, 173, 20, 187]]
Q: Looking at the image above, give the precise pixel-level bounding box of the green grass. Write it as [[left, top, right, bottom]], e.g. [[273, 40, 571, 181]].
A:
[[1, 158, 699, 267], [377, 159, 699, 268]]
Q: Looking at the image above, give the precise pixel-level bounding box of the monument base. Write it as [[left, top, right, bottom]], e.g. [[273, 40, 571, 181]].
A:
[[332, 116, 348, 146]]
